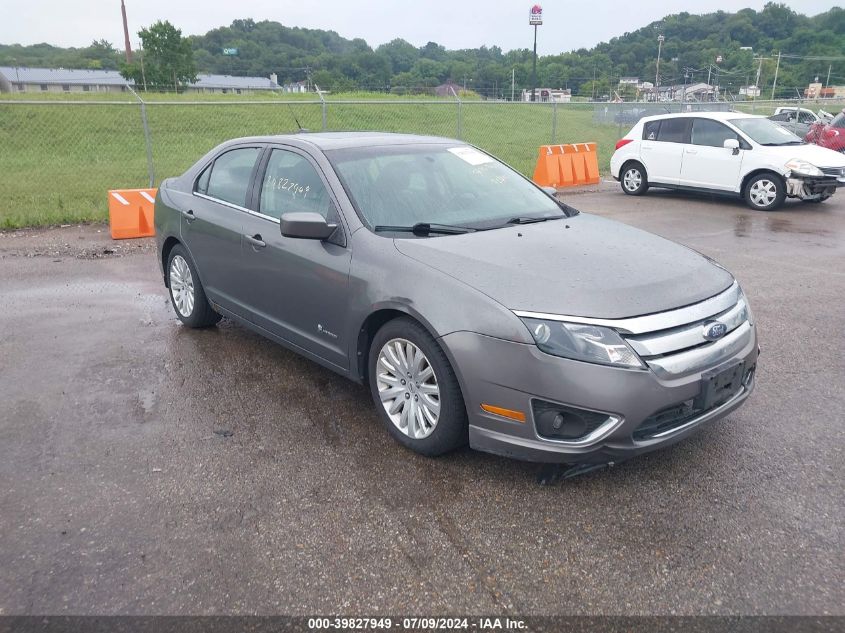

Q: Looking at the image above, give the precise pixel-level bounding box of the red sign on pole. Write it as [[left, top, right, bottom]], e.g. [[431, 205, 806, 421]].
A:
[[529, 4, 543, 25]]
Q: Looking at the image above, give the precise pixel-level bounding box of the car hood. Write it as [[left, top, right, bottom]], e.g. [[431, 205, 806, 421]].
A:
[[394, 214, 734, 319], [761, 142, 845, 167]]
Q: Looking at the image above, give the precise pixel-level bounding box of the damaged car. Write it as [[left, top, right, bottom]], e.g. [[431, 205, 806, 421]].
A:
[[611, 111, 845, 210]]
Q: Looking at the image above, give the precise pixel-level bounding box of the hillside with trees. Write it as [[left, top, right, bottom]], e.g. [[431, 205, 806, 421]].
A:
[[1, 3, 842, 98]]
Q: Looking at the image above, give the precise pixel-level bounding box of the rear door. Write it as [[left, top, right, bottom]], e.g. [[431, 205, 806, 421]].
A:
[[239, 146, 352, 369], [639, 118, 690, 185], [184, 145, 263, 314], [679, 118, 746, 191]]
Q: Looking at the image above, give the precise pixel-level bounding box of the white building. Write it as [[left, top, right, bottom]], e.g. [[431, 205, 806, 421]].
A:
[[521, 88, 571, 103]]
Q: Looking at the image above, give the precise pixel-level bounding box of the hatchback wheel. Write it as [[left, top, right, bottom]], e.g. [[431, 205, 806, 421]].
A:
[[368, 317, 467, 456], [744, 173, 785, 211], [621, 162, 648, 196], [167, 244, 221, 328]]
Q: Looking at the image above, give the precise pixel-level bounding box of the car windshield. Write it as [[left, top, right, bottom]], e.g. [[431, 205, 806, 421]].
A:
[[326, 144, 571, 233], [832, 113, 845, 129], [729, 117, 803, 145]]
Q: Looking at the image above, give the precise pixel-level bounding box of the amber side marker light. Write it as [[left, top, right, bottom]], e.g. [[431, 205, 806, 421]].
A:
[[481, 404, 526, 423]]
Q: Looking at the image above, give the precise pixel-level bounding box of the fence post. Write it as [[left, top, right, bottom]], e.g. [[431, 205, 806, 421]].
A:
[[551, 100, 557, 144], [316, 85, 327, 131], [128, 85, 154, 187], [450, 86, 462, 139]]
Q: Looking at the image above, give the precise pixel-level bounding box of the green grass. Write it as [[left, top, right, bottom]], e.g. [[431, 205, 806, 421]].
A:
[[0, 99, 620, 228]]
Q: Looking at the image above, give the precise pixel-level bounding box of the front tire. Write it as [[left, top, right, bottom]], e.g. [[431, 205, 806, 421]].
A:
[[166, 244, 221, 328], [744, 172, 786, 211], [620, 161, 649, 196], [368, 317, 467, 457]]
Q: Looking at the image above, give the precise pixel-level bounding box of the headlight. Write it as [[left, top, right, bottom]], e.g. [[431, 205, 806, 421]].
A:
[[784, 158, 823, 177], [520, 318, 645, 369]]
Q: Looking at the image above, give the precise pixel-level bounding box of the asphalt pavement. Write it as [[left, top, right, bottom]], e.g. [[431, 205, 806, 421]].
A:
[[0, 183, 842, 616]]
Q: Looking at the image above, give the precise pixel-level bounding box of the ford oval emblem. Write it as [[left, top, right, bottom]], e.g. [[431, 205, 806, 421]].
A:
[[703, 321, 728, 341]]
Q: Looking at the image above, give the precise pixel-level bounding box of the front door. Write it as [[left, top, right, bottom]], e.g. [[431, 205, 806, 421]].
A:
[[239, 147, 352, 369], [680, 118, 745, 191], [640, 117, 689, 185], [182, 145, 262, 314]]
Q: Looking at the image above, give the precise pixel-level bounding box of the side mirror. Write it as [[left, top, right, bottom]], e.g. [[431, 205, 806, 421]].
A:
[[723, 138, 740, 155], [279, 212, 337, 240]]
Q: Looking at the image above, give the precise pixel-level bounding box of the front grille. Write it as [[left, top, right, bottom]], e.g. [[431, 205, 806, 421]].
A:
[[821, 166, 845, 178]]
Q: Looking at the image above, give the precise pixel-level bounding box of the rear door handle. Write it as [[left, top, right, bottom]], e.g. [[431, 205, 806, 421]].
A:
[[245, 234, 266, 248], [183, 209, 197, 223]]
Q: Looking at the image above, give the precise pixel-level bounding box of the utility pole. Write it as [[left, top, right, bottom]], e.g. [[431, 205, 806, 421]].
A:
[[655, 34, 664, 91], [120, 0, 133, 63], [511, 67, 515, 102], [754, 55, 763, 96], [825, 63, 832, 88], [771, 51, 781, 100]]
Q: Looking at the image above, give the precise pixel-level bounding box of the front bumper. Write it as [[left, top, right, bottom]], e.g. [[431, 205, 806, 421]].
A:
[[786, 173, 844, 199], [440, 324, 758, 464]]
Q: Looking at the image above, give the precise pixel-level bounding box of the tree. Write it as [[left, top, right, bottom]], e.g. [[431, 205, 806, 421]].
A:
[[120, 21, 196, 91]]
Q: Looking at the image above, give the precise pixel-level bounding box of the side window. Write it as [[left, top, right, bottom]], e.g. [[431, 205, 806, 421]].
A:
[[205, 147, 261, 207], [643, 120, 660, 140], [259, 149, 333, 220], [690, 119, 740, 148], [195, 164, 211, 195], [798, 112, 815, 124], [656, 118, 689, 143]]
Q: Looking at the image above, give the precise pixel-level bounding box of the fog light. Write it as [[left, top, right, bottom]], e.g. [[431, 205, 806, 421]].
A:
[[532, 399, 616, 442]]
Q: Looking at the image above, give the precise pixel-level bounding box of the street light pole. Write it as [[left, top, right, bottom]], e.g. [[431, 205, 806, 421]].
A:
[[511, 67, 515, 102]]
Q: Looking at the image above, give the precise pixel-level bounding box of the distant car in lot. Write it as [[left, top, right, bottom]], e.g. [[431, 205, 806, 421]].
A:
[[804, 109, 845, 154], [155, 132, 758, 467], [611, 111, 845, 210], [768, 107, 824, 137]]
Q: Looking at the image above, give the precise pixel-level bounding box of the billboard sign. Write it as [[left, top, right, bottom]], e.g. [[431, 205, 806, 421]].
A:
[[222, 48, 239, 56], [529, 4, 543, 25]]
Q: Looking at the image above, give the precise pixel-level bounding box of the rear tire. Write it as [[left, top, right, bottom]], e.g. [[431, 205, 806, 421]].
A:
[[368, 317, 467, 457], [744, 172, 786, 211], [166, 244, 221, 328], [620, 161, 649, 196]]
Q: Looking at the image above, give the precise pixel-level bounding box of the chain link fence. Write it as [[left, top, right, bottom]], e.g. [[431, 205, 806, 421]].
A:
[[1, 95, 843, 227]]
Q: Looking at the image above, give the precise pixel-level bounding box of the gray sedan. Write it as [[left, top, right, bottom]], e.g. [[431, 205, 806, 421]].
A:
[[155, 132, 758, 466]]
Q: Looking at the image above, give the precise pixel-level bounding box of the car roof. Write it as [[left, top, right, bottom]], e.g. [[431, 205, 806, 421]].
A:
[[638, 110, 759, 124], [220, 131, 461, 152]]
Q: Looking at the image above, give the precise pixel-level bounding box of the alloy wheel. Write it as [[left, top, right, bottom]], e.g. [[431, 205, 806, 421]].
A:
[[169, 255, 195, 317], [376, 338, 440, 439]]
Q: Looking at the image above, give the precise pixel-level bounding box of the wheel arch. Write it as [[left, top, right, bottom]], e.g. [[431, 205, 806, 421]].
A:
[[740, 168, 785, 196], [161, 236, 181, 287]]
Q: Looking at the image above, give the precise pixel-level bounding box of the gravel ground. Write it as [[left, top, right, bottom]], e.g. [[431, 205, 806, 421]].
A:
[[0, 183, 842, 616]]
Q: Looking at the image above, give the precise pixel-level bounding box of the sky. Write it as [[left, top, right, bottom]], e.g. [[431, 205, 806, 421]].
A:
[[1, 0, 840, 54]]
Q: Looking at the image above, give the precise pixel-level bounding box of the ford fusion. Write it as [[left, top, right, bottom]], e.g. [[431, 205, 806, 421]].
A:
[[155, 133, 758, 465]]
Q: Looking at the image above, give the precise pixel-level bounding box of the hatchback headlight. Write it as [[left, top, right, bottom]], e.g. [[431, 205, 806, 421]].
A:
[[784, 159, 823, 177], [520, 318, 645, 369]]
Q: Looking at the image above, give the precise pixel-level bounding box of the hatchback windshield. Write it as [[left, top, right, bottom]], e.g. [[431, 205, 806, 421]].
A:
[[729, 117, 803, 146], [327, 144, 569, 232]]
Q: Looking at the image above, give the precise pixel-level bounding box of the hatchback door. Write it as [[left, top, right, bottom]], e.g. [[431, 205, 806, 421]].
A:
[[239, 146, 352, 369], [680, 118, 746, 191], [639, 118, 689, 185], [183, 145, 263, 314]]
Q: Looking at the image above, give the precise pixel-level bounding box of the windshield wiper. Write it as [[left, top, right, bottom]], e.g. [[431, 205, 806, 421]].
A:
[[373, 222, 476, 235], [506, 215, 561, 225]]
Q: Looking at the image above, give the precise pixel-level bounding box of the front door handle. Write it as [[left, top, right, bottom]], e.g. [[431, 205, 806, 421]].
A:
[[245, 234, 266, 248], [183, 209, 197, 223], [685, 148, 698, 154]]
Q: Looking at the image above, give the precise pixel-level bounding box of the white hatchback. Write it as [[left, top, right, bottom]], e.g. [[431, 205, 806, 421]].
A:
[[610, 111, 845, 210]]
